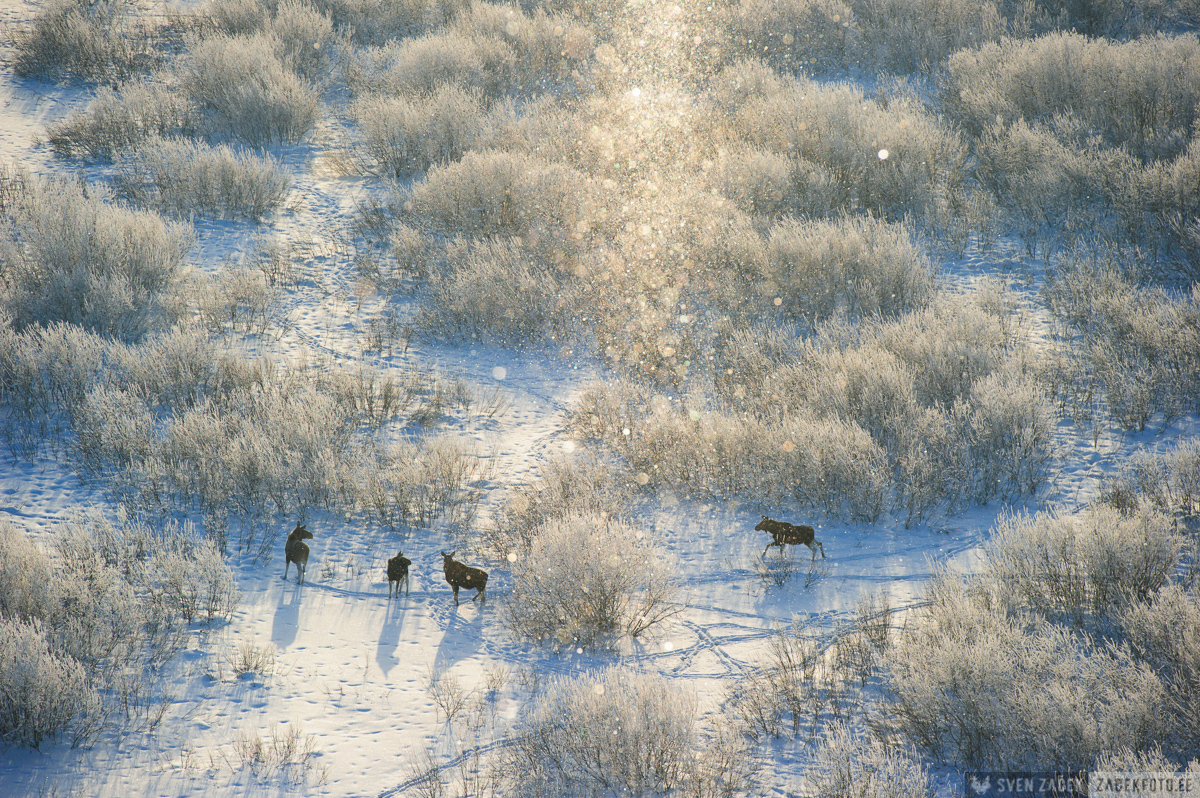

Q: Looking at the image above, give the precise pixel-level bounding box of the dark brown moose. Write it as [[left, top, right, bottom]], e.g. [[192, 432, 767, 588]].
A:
[[440, 550, 488, 606], [387, 550, 411, 598], [755, 515, 825, 561], [284, 523, 313, 583]]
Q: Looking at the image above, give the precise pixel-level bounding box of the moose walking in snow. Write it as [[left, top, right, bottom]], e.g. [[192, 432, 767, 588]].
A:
[[387, 550, 411, 598], [755, 515, 825, 561], [284, 523, 313, 583], [440, 550, 488, 606]]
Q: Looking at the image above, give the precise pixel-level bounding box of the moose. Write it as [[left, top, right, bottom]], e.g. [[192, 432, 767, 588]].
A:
[[755, 515, 825, 561], [387, 550, 411, 598], [440, 550, 488, 606], [283, 523, 313, 583]]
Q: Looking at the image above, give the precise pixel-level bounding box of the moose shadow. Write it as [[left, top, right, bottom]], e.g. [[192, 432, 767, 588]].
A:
[[270, 581, 305, 651], [375, 593, 420, 676], [432, 603, 484, 669]]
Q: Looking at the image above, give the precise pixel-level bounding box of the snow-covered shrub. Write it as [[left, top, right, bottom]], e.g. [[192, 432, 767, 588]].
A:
[[0, 519, 56, 623], [763, 216, 937, 326], [352, 85, 489, 177], [145, 539, 240, 624], [1102, 439, 1200, 521], [115, 137, 290, 219], [361, 437, 480, 530], [1043, 258, 1200, 430], [886, 571, 1168, 770], [268, 0, 335, 82], [415, 237, 572, 346], [572, 382, 890, 522], [12, 0, 157, 83], [1117, 585, 1200, 751], [189, 267, 280, 335], [404, 151, 613, 259], [505, 669, 697, 797], [0, 170, 191, 341], [987, 506, 1185, 628], [204, 0, 271, 35], [493, 455, 630, 555], [502, 513, 679, 648], [807, 721, 932, 798], [345, 3, 586, 97], [0, 618, 100, 749], [963, 367, 1055, 503], [47, 83, 201, 162], [306, 0, 463, 44], [731, 0, 853, 72], [710, 62, 969, 222], [345, 33, 502, 97], [182, 32, 320, 144], [944, 33, 1200, 162], [712, 148, 838, 219]]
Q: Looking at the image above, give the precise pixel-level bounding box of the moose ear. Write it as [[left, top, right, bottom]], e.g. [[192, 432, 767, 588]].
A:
[[761, 515, 768, 520]]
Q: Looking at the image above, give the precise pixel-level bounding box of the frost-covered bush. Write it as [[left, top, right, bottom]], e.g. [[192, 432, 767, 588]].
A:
[[886, 571, 1169, 770], [115, 137, 290, 219], [571, 384, 890, 522], [1043, 258, 1200, 430], [344, 3, 587, 97], [502, 514, 679, 648], [944, 33, 1200, 161], [505, 669, 697, 797], [352, 85, 489, 177], [306, 0, 464, 44], [712, 148, 839, 219], [0, 170, 191, 341], [13, 0, 158, 83], [807, 722, 932, 798], [709, 61, 969, 223], [987, 506, 1185, 628], [733, 0, 1003, 74], [763, 216, 937, 326], [0, 618, 99, 749], [361, 437, 480, 530], [267, 0, 335, 82], [404, 151, 613, 259], [182, 32, 320, 144], [493, 455, 630, 555], [885, 503, 1194, 769], [1102, 439, 1200, 521], [415, 237, 572, 346], [47, 83, 201, 162]]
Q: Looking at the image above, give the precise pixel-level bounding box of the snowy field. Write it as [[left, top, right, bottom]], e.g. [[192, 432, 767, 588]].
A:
[[0, 0, 1198, 795]]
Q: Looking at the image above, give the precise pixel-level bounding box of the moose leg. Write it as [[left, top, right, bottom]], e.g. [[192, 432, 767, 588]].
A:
[[452, 585, 460, 606], [283, 561, 291, 581], [404, 573, 410, 597]]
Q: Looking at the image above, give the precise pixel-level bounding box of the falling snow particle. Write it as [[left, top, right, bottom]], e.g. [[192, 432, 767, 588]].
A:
[[493, 366, 506, 380], [636, 472, 650, 485], [878, 149, 889, 160]]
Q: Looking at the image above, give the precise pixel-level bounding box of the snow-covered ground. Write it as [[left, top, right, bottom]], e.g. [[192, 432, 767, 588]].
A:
[[0, 1, 1195, 795]]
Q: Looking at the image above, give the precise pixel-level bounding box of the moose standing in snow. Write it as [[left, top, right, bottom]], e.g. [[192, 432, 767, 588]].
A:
[[440, 550, 488, 606], [283, 523, 313, 583], [387, 550, 411, 598], [755, 515, 825, 561]]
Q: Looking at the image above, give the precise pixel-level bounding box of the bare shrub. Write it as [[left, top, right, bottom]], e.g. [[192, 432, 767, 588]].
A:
[[728, 620, 821, 740], [306, 0, 464, 44], [225, 640, 276, 676], [415, 237, 572, 346], [232, 722, 322, 782], [425, 664, 469, 723], [115, 137, 290, 219], [502, 513, 680, 649], [144, 538, 240, 624], [344, 32, 503, 97], [12, 0, 159, 83], [47, 83, 200, 162], [807, 721, 932, 798], [352, 85, 488, 177], [0, 169, 191, 342], [181, 32, 320, 144], [204, 0, 270, 35], [504, 669, 697, 797], [763, 215, 937, 327]]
